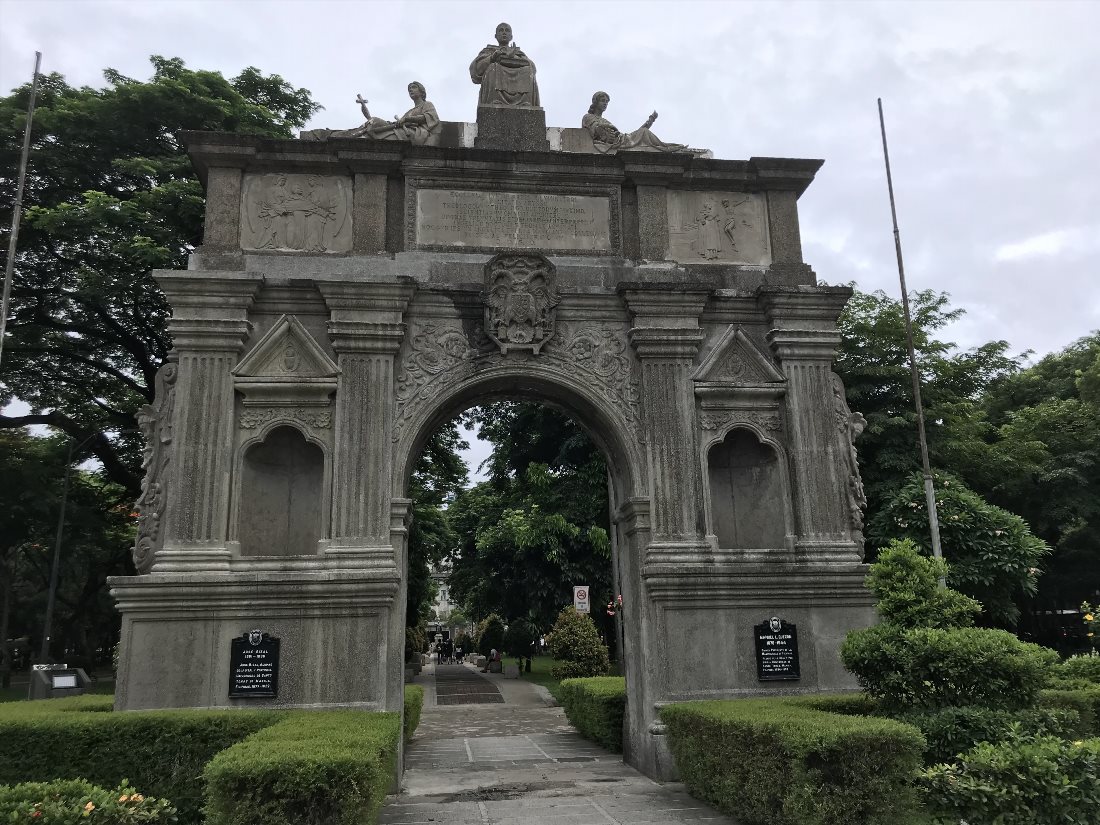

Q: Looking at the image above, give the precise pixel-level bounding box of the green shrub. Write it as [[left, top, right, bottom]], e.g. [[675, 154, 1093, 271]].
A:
[[841, 624, 1057, 710], [787, 693, 881, 717], [0, 778, 177, 824], [0, 700, 278, 824], [918, 729, 1100, 825], [1058, 654, 1100, 685], [1039, 686, 1100, 736], [203, 711, 400, 825], [896, 705, 1081, 764], [661, 699, 925, 825], [503, 618, 539, 661], [865, 539, 981, 629], [558, 677, 625, 752], [547, 607, 609, 680], [404, 685, 424, 743]]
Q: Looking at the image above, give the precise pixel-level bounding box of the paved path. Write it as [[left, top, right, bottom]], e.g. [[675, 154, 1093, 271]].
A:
[[380, 662, 738, 825]]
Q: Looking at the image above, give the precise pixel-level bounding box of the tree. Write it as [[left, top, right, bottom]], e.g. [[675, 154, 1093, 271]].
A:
[[446, 402, 614, 638], [834, 287, 1021, 516], [0, 56, 320, 493], [867, 472, 1049, 627], [0, 431, 135, 671]]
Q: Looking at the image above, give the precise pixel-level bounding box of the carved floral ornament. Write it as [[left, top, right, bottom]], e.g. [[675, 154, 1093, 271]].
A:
[[698, 410, 782, 434], [393, 317, 642, 445]]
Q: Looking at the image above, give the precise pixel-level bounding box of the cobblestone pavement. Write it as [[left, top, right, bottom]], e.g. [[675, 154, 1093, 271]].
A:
[[380, 663, 738, 825]]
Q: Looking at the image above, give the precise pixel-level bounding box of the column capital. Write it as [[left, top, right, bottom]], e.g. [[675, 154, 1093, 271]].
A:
[[766, 327, 842, 362], [629, 327, 705, 359], [757, 285, 852, 329], [327, 321, 406, 355], [317, 278, 417, 324], [157, 271, 263, 352], [619, 285, 711, 327]]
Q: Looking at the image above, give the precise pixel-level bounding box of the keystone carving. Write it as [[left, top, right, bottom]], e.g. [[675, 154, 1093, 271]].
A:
[[483, 253, 559, 354], [133, 362, 178, 573]]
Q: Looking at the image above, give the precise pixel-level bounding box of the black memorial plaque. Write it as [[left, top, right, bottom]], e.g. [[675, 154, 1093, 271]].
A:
[[229, 630, 280, 698], [754, 617, 800, 681]]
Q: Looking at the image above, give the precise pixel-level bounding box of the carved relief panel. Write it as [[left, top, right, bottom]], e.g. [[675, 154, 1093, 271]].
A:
[[483, 254, 560, 354], [666, 191, 771, 265], [240, 174, 352, 253]]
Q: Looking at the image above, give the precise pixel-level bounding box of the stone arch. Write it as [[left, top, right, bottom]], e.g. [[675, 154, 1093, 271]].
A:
[[233, 423, 327, 556], [700, 422, 796, 556], [393, 363, 647, 505]]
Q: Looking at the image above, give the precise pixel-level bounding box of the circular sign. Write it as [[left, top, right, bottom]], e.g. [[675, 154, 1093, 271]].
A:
[[575, 588, 587, 601]]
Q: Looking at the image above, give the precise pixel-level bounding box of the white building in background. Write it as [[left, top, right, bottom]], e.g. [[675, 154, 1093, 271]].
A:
[[430, 564, 454, 622]]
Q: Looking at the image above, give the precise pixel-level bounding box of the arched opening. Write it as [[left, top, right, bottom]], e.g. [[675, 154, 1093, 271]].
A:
[[707, 427, 787, 549], [238, 425, 324, 556]]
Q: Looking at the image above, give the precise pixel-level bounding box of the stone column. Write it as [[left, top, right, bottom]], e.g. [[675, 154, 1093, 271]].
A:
[[620, 287, 711, 561], [155, 272, 263, 571], [760, 286, 860, 563], [318, 280, 416, 568]]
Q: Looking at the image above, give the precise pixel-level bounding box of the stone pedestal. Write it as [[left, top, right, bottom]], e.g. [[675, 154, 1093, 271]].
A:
[[474, 105, 549, 151]]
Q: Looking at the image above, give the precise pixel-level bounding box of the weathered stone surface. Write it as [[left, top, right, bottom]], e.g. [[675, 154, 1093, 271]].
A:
[[666, 191, 771, 265], [415, 188, 611, 253], [474, 105, 550, 151], [113, 132, 868, 790]]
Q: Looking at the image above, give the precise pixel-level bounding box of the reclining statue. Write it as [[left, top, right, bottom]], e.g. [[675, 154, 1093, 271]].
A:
[[582, 91, 710, 157], [300, 81, 441, 145]]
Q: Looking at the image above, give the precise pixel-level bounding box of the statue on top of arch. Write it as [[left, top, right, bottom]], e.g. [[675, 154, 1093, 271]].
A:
[[470, 22, 541, 108]]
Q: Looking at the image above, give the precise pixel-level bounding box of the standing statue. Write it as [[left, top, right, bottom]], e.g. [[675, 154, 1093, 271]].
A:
[[581, 91, 710, 157], [300, 82, 440, 145], [470, 22, 540, 107], [831, 373, 868, 555]]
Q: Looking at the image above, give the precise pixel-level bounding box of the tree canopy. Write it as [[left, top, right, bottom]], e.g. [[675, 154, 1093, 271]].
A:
[[0, 56, 320, 491]]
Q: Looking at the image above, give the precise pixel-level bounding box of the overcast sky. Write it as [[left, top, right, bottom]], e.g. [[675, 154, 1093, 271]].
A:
[[3, 0, 1097, 480]]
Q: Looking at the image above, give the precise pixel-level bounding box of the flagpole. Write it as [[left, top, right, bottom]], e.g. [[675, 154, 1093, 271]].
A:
[[877, 97, 946, 588], [0, 51, 42, 369]]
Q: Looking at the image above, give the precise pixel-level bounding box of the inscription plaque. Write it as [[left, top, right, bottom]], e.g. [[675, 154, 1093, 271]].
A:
[[229, 629, 280, 698], [416, 189, 612, 252], [753, 617, 800, 681]]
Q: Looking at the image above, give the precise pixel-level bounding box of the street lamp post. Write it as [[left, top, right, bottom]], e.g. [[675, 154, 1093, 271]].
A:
[[37, 434, 96, 663]]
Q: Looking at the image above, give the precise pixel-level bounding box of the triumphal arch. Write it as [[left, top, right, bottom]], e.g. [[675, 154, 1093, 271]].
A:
[[110, 30, 875, 779]]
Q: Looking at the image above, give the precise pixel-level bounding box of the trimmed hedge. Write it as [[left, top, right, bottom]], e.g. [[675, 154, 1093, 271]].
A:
[[1056, 655, 1100, 685], [895, 705, 1081, 765], [786, 693, 881, 717], [1039, 685, 1100, 736], [661, 699, 925, 825], [841, 624, 1057, 711], [203, 711, 401, 825], [404, 684, 424, 743], [558, 677, 626, 752], [0, 778, 177, 823], [919, 732, 1100, 825], [0, 699, 278, 824]]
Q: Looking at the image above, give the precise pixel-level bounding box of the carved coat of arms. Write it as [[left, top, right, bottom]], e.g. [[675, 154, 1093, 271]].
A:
[[483, 253, 560, 354]]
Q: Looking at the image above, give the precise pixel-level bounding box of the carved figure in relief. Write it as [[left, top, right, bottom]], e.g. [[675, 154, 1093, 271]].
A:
[[694, 201, 723, 260], [251, 175, 341, 252], [300, 82, 440, 145], [484, 254, 559, 354], [831, 373, 868, 550], [582, 92, 711, 157], [470, 23, 540, 107], [133, 362, 177, 573]]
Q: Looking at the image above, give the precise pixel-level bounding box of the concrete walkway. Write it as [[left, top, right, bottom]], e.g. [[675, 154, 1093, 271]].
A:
[[380, 662, 738, 825]]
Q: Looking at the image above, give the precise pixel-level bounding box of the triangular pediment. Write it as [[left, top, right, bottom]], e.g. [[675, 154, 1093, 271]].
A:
[[233, 314, 339, 380], [693, 325, 785, 384]]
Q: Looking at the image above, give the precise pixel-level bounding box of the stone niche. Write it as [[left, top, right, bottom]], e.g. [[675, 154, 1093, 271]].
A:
[[229, 313, 338, 558]]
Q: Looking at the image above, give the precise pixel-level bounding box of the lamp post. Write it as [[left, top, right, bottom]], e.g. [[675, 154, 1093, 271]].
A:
[[36, 434, 96, 663]]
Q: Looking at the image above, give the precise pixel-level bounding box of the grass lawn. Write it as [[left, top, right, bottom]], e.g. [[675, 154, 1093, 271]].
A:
[[518, 655, 565, 702]]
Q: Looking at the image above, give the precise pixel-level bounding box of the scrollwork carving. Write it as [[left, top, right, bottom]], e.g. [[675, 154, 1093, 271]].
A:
[[239, 408, 333, 431], [132, 362, 177, 573], [699, 410, 782, 434]]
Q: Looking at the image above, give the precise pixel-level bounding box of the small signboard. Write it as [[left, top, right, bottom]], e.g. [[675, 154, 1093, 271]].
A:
[[229, 630, 280, 698], [573, 585, 590, 613], [754, 617, 800, 681]]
